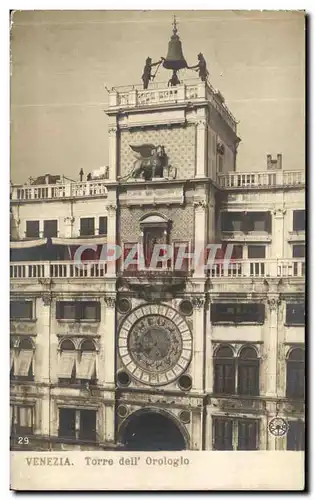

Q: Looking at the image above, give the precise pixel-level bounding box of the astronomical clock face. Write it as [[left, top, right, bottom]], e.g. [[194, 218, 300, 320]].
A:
[[118, 305, 193, 386]]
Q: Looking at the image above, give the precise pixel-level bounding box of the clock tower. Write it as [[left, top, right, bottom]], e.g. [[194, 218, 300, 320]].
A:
[[105, 22, 240, 450]]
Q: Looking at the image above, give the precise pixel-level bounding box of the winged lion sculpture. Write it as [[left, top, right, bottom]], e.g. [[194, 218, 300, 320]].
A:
[[129, 144, 167, 180]]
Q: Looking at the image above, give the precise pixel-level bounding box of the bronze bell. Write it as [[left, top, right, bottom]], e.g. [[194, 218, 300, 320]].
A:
[[163, 23, 187, 71]]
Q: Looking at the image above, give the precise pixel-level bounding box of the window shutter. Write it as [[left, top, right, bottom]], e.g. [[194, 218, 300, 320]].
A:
[[214, 418, 233, 450]]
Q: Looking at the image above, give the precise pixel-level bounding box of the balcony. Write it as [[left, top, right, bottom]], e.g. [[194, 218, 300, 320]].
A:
[[209, 259, 305, 279], [9, 258, 305, 280], [107, 80, 237, 132], [10, 180, 108, 202], [218, 170, 305, 189], [10, 261, 107, 279]]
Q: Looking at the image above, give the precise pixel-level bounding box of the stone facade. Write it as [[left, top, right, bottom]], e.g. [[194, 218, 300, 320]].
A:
[[10, 79, 305, 452]]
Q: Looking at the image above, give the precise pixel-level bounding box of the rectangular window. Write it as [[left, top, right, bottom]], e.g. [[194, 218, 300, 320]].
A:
[[213, 418, 233, 450], [221, 212, 271, 233], [58, 408, 76, 438], [243, 212, 271, 233], [98, 217, 108, 235], [214, 360, 235, 394], [248, 245, 266, 259], [26, 220, 39, 238], [287, 421, 305, 451], [237, 420, 259, 450], [211, 303, 265, 323], [10, 301, 33, 320], [80, 217, 95, 236], [11, 405, 34, 436], [293, 244, 305, 258], [80, 410, 97, 441], [56, 301, 100, 321], [221, 212, 243, 232], [286, 303, 305, 325], [238, 363, 259, 396], [293, 210, 305, 232], [43, 220, 58, 238]]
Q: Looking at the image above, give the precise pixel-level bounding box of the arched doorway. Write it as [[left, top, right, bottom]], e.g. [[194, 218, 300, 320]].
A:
[[120, 409, 187, 451]]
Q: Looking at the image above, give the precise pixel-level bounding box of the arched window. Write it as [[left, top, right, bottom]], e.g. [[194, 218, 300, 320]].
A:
[[214, 346, 235, 394], [80, 340, 96, 352], [238, 347, 259, 396], [286, 349, 305, 399], [60, 339, 75, 351]]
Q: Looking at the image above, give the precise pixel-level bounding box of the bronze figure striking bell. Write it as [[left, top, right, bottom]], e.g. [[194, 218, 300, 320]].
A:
[[163, 30, 187, 71]]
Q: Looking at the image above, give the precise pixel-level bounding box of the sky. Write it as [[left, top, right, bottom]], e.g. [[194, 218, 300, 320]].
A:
[[10, 10, 305, 184]]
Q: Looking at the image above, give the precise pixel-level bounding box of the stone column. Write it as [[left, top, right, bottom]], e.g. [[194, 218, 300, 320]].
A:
[[205, 297, 213, 393], [108, 126, 118, 181], [36, 292, 52, 436], [196, 120, 207, 178], [193, 200, 207, 277], [264, 295, 281, 398], [191, 296, 205, 392], [103, 295, 116, 387], [272, 208, 286, 259], [106, 205, 117, 277]]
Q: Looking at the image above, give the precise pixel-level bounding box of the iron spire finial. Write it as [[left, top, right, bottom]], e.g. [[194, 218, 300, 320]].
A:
[[172, 15, 178, 35]]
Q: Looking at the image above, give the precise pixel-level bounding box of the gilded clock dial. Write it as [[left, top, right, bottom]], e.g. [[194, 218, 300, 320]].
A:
[[118, 305, 193, 386], [129, 316, 182, 372]]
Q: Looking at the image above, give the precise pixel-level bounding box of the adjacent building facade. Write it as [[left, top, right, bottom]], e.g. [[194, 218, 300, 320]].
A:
[[10, 71, 305, 451]]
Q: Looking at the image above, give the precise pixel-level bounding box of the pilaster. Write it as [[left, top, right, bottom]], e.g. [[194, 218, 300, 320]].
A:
[[103, 294, 116, 386], [191, 296, 205, 392], [108, 126, 118, 181], [271, 208, 286, 258], [196, 120, 207, 178], [264, 295, 281, 398]]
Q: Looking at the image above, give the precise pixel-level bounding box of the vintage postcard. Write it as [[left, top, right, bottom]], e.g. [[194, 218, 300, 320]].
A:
[[10, 10, 305, 491]]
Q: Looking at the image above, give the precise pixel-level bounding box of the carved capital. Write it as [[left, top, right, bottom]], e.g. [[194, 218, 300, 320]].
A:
[[104, 296, 116, 308], [108, 127, 117, 135], [272, 207, 286, 218], [267, 297, 281, 311], [64, 216, 75, 224], [196, 119, 207, 128], [193, 200, 207, 209], [107, 204, 117, 213], [42, 293, 52, 306], [192, 296, 205, 309]]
